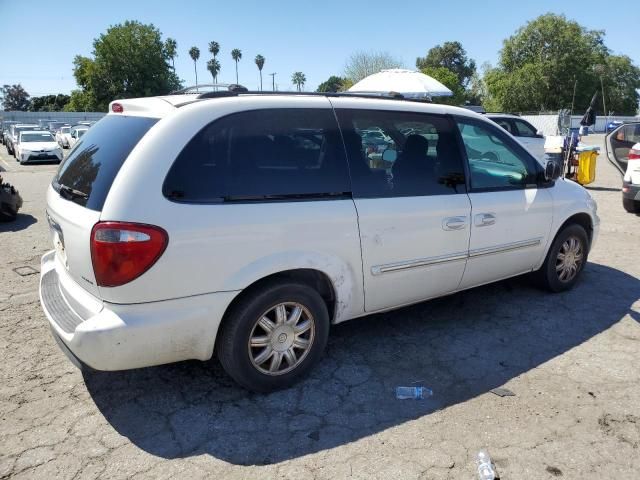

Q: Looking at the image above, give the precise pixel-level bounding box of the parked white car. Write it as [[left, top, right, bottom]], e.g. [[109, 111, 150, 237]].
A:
[[68, 126, 89, 149], [6, 124, 39, 156], [606, 122, 640, 213], [487, 114, 546, 161], [16, 131, 63, 164], [39, 91, 599, 391], [56, 126, 72, 148]]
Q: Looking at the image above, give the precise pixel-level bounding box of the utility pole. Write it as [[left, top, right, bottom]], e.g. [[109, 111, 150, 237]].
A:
[[269, 73, 276, 91]]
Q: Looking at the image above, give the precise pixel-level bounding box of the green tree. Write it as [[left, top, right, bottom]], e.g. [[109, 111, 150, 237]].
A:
[[29, 94, 70, 112], [165, 38, 177, 71], [255, 54, 265, 91], [416, 41, 476, 87], [291, 72, 306, 92], [421, 67, 465, 105], [189, 46, 200, 86], [602, 55, 640, 115], [316, 76, 347, 93], [344, 51, 403, 83], [1, 84, 30, 111], [70, 21, 182, 111], [482, 14, 640, 114], [207, 59, 221, 84], [231, 49, 242, 84], [64, 90, 93, 112]]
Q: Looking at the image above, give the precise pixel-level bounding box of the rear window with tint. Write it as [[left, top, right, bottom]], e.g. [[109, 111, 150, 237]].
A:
[[53, 115, 157, 211], [163, 108, 350, 202]]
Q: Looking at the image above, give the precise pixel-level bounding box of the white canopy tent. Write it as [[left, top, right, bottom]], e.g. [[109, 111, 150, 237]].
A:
[[348, 68, 453, 99]]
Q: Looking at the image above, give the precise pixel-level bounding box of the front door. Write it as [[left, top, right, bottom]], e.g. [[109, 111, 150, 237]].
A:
[[455, 118, 554, 289], [333, 104, 471, 312]]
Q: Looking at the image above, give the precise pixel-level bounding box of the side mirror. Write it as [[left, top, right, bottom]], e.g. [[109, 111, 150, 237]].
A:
[[536, 130, 544, 138], [381, 148, 397, 163], [544, 160, 562, 182]]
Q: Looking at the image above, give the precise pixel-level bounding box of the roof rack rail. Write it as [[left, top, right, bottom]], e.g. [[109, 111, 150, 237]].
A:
[[193, 90, 432, 103], [169, 83, 248, 95]]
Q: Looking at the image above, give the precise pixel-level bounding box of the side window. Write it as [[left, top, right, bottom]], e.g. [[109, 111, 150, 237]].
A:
[[619, 124, 640, 143], [513, 119, 538, 138], [163, 108, 350, 202], [456, 119, 538, 190], [336, 109, 465, 198], [494, 119, 513, 134]]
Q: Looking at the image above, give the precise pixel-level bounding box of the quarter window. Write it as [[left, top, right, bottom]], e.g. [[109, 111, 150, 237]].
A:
[[456, 119, 538, 190], [336, 110, 465, 198], [163, 109, 350, 202], [513, 119, 539, 138]]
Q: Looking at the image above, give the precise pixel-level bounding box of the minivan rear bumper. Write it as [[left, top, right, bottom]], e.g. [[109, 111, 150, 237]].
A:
[[39, 251, 239, 371]]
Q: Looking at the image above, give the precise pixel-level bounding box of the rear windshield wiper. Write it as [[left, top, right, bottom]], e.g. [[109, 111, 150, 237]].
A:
[[58, 183, 88, 200]]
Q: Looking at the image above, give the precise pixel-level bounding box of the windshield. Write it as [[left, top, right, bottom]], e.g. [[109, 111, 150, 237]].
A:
[[76, 129, 88, 137], [21, 133, 54, 142], [60, 127, 70, 133], [53, 115, 158, 210]]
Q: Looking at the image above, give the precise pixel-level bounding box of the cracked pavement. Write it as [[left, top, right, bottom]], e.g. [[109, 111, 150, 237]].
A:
[[1, 135, 639, 479]]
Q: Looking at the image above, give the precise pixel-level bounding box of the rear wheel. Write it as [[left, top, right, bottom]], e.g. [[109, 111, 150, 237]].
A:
[[217, 281, 330, 392], [535, 224, 589, 292], [623, 197, 640, 213]]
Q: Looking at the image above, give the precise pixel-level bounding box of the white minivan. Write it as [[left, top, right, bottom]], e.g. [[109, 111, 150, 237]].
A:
[[39, 89, 599, 391]]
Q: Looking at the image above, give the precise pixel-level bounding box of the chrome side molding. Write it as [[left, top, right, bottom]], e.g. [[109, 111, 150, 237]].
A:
[[371, 237, 543, 276]]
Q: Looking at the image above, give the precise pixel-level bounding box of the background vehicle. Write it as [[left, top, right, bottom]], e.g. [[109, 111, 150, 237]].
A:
[[47, 121, 67, 134], [55, 126, 72, 148], [606, 121, 640, 213], [15, 130, 63, 164], [1, 121, 19, 145], [68, 126, 89, 149], [6, 124, 40, 156], [487, 113, 545, 161], [39, 92, 598, 392]]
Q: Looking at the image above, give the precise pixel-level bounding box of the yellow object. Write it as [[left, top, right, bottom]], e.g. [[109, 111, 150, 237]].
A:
[[576, 150, 597, 185]]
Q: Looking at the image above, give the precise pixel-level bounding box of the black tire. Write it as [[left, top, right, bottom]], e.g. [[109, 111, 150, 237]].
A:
[[217, 281, 330, 392], [623, 197, 640, 214], [535, 224, 589, 293]]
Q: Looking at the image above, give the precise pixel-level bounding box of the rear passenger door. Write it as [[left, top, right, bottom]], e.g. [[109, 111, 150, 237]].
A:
[[157, 102, 365, 318], [335, 106, 471, 312]]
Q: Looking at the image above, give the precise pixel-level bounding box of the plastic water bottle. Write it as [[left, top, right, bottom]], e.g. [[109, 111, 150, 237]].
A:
[[476, 449, 496, 480], [395, 386, 433, 400]]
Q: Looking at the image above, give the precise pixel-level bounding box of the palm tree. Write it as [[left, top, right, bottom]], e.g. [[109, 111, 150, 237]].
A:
[[165, 38, 177, 71], [189, 46, 200, 87], [291, 71, 306, 92], [231, 48, 242, 84], [207, 59, 221, 84], [207, 41, 221, 84], [254, 54, 265, 91], [208, 41, 220, 59]]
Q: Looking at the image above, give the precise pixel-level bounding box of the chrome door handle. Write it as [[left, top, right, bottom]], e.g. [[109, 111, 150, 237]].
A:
[[442, 216, 467, 231], [475, 213, 496, 227]]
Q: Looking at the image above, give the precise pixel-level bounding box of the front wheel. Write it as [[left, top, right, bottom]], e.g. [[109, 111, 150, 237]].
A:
[[217, 281, 330, 392], [535, 224, 589, 292]]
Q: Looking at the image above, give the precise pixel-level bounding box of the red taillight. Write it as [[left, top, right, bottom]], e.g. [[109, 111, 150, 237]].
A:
[[111, 103, 124, 113], [91, 222, 168, 287], [629, 148, 640, 160]]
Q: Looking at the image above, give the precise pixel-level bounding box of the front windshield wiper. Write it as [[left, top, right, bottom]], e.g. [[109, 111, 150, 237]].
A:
[[58, 183, 88, 200]]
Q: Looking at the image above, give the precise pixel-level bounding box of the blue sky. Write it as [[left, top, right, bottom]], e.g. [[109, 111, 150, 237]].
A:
[[1, 0, 638, 96]]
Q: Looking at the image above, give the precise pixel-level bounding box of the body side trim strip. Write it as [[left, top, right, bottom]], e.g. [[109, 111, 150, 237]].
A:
[[371, 237, 543, 276]]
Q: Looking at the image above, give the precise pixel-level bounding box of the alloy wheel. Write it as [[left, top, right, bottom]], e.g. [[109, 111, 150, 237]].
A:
[[555, 236, 584, 283], [248, 302, 315, 376]]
